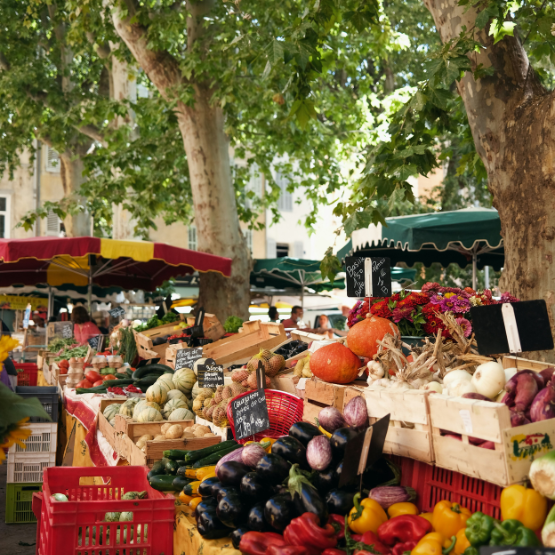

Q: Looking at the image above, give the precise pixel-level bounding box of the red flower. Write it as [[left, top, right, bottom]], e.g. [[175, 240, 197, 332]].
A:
[[397, 297, 416, 309], [390, 293, 401, 302], [408, 292, 429, 305], [421, 282, 441, 295], [464, 287, 476, 296], [370, 300, 393, 319], [423, 303, 441, 316], [423, 319, 440, 335], [392, 306, 414, 323]]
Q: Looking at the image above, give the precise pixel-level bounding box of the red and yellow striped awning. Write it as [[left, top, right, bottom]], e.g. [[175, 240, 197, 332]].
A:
[[0, 237, 231, 291]]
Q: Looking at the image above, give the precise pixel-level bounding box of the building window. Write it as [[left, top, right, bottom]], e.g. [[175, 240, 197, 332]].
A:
[[45, 209, 62, 237], [276, 243, 289, 258], [243, 228, 253, 253], [188, 225, 197, 250], [0, 196, 10, 238], [276, 171, 293, 212], [46, 146, 60, 173]]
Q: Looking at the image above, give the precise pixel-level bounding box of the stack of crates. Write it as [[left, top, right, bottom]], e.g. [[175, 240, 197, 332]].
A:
[[5, 386, 59, 524]]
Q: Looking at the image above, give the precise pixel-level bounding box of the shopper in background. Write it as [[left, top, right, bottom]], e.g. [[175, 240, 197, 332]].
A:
[[268, 307, 280, 322], [0, 319, 16, 390], [281, 306, 318, 333], [72, 306, 102, 345]]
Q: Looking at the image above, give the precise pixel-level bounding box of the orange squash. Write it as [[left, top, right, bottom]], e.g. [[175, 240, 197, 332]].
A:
[[347, 315, 398, 358], [310, 343, 361, 384]]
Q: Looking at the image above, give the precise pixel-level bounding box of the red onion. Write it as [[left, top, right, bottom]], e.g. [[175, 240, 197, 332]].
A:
[[215, 447, 244, 478], [530, 386, 555, 422], [241, 443, 267, 468], [318, 406, 346, 433], [504, 371, 539, 411], [306, 436, 332, 471], [480, 441, 495, 450], [343, 396, 369, 428], [462, 393, 491, 401], [539, 367, 555, 383], [510, 408, 531, 427]]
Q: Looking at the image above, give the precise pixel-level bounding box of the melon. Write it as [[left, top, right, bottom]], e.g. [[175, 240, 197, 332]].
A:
[[173, 368, 196, 393], [162, 398, 188, 419], [191, 382, 201, 399], [155, 378, 172, 394], [166, 389, 187, 403], [157, 372, 175, 387], [119, 398, 139, 418], [310, 343, 361, 384], [103, 403, 120, 421], [137, 407, 163, 422], [169, 408, 195, 421], [146, 383, 167, 405], [133, 400, 161, 418], [347, 316, 399, 358]]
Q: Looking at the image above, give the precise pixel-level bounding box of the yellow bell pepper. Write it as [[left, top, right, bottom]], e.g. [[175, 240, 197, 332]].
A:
[[189, 497, 202, 510], [500, 484, 547, 530], [411, 533, 456, 555], [420, 513, 434, 529], [178, 492, 193, 504], [453, 528, 471, 555], [432, 501, 472, 539], [261, 438, 276, 452], [388, 502, 419, 518], [348, 493, 388, 534]]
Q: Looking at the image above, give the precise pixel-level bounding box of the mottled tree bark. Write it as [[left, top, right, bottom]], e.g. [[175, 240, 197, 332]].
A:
[[424, 0, 555, 360]]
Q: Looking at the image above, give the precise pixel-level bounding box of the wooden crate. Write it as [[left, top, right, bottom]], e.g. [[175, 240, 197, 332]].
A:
[[114, 422, 221, 466], [186, 314, 226, 342], [344, 386, 435, 463], [97, 398, 127, 451], [196, 416, 233, 441], [114, 414, 194, 437], [203, 321, 287, 366], [133, 322, 180, 361], [429, 354, 553, 486], [165, 343, 188, 369]]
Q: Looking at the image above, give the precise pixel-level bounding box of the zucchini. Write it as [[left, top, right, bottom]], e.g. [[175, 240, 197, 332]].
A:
[[115, 373, 132, 380], [164, 449, 190, 460], [176, 466, 190, 478], [149, 474, 178, 491], [147, 461, 166, 481], [133, 376, 159, 387], [183, 481, 201, 496], [175, 459, 186, 467], [76, 385, 107, 394], [172, 476, 191, 491], [192, 445, 240, 468], [165, 459, 179, 475], [133, 364, 174, 380], [103, 378, 134, 387], [183, 440, 239, 464]]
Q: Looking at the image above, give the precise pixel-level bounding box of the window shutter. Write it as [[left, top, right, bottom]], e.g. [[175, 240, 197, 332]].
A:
[[276, 171, 293, 212], [45, 209, 61, 236], [188, 226, 197, 250], [46, 147, 60, 173]]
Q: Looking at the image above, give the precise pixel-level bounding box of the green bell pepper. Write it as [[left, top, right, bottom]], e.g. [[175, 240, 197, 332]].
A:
[[489, 520, 540, 547], [465, 512, 496, 547]]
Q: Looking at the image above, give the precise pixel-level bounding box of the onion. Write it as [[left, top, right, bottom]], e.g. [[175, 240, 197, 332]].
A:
[[540, 367, 555, 383], [511, 408, 531, 427], [422, 382, 442, 393], [241, 443, 267, 468], [343, 396, 369, 428], [480, 441, 495, 450], [443, 370, 472, 387], [530, 386, 555, 422], [318, 407, 346, 433], [121, 319, 129, 327], [505, 371, 540, 411], [448, 378, 476, 397], [462, 392, 491, 401], [306, 436, 332, 471], [504, 368, 518, 383], [215, 447, 244, 478], [471, 361, 505, 399]]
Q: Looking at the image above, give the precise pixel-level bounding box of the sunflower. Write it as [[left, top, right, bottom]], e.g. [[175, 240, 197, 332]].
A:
[[0, 418, 32, 464]]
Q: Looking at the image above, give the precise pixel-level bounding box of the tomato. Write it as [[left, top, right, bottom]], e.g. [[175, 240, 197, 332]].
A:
[[59, 367, 68, 375], [85, 370, 102, 383], [93, 380, 104, 387], [76, 380, 93, 389], [103, 374, 116, 381], [59, 359, 69, 368]]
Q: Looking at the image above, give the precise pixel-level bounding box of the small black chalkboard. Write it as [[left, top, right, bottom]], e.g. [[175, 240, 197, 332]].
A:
[[87, 335, 104, 351], [339, 413, 390, 489], [109, 306, 126, 319], [345, 256, 391, 298], [197, 357, 224, 388], [231, 362, 270, 440], [175, 347, 204, 372], [470, 300, 554, 356]]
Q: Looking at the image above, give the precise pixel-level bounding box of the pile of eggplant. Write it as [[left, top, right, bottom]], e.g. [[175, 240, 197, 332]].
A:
[[195, 417, 401, 547]]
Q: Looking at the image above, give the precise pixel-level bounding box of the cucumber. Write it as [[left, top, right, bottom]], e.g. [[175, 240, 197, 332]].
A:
[[103, 378, 134, 387], [183, 440, 238, 464], [149, 474, 178, 491], [115, 373, 131, 380], [133, 375, 159, 387], [76, 385, 107, 394], [192, 445, 240, 468], [133, 364, 174, 380]]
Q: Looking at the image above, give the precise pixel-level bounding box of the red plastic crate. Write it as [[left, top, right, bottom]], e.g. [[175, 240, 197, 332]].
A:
[[15, 363, 38, 387], [391, 456, 502, 519], [36, 466, 174, 555], [227, 389, 304, 444]]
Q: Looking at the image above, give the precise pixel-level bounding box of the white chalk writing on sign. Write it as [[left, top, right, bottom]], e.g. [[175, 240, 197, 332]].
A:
[[232, 389, 270, 440], [346, 257, 365, 297]]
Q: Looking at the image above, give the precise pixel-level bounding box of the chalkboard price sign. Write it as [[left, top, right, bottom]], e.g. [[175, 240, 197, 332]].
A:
[[231, 362, 270, 440], [109, 306, 126, 318], [175, 347, 203, 372], [87, 335, 104, 351], [197, 357, 224, 388], [61, 322, 73, 339], [345, 256, 392, 298]]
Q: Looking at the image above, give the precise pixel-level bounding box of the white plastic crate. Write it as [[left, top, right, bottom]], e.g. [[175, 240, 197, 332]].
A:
[[7, 451, 56, 483], [8, 422, 58, 454]]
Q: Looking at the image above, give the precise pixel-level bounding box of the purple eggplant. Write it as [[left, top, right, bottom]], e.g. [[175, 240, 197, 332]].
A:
[[343, 396, 369, 428], [504, 371, 539, 411], [530, 385, 555, 422], [318, 407, 346, 433], [306, 436, 332, 471]]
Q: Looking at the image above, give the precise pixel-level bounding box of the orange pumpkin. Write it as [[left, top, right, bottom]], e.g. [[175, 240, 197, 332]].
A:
[[310, 343, 361, 384], [347, 315, 399, 358]]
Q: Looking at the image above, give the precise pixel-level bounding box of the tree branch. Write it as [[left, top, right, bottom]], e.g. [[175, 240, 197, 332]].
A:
[[78, 125, 108, 147]]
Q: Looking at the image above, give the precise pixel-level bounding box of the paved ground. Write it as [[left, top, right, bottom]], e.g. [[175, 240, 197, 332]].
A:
[[0, 462, 37, 555]]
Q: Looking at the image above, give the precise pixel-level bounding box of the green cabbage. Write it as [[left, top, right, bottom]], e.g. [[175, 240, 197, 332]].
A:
[[224, 315, 243, 333]]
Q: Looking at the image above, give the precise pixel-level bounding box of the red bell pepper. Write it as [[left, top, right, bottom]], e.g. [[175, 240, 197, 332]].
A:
[[328, 514, 346, 539], [321, 550, 347, 555], [284, 513, 339, 555], [391, 540, 417, 555], [239, 531, 287, 555], [357, 531, 390, 554], [266, 547, 309, 555], [377, 515, 432, 546]]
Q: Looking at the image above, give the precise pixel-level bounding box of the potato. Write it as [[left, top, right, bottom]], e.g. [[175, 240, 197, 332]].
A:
[[193, 428, 207, 438], [137, 434, 154, 443], [161, 423, 173, 435], [195, 425, 211, 434], [185, 426, 194, 433], [153, 434, 166, 441], [181, 432, 195, 438], [165, 424, 183, 439], [136, 439, 146, 449]]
